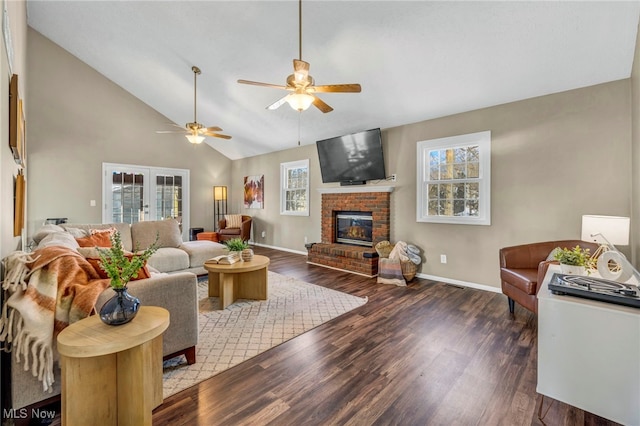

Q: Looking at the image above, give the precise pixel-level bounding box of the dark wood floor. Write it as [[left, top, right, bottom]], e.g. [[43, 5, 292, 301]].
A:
[[153, 246, 618, 426]]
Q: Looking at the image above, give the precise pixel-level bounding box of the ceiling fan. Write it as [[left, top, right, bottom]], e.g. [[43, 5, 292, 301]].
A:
[[156, 66, 231, 144], [237, 0, 361, 113]]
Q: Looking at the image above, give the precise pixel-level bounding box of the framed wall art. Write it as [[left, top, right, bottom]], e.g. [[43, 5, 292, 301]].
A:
[[8, 73, 24, 166], [244, 175, 264, 209]]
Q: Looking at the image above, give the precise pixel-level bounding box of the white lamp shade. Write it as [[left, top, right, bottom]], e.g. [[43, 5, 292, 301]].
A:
[[286, 93, 314, 111], [581, 215, 630, 245], [186, 134, 205, 144]]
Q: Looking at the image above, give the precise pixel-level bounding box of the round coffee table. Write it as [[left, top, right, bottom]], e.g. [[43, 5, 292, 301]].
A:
[[204, 254, 270, 309]]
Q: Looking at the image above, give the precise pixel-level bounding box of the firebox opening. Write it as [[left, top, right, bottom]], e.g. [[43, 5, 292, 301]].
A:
[[335, 211, 374, 247]]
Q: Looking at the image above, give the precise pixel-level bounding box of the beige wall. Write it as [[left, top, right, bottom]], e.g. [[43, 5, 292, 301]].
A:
[[632, 19, 640, 267], [235, 80, 631, 289], [1, 1, 27, 258], [26, 29, 233, 239], [16, 27, 635, 292]]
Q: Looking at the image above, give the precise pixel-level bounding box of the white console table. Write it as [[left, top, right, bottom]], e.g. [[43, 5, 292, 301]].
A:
[[537, 265, 640, 425]]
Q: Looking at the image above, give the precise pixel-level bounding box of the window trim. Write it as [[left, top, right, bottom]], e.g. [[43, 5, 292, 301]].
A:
[[416, 131, 491, 225], [280, 159, 310, 216]]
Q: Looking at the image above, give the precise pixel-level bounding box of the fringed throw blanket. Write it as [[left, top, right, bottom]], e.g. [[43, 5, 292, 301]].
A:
[[0, 246, 110, 392]]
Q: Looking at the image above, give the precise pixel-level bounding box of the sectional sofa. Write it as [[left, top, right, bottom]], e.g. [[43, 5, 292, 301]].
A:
[[3, 219, 228, 415]]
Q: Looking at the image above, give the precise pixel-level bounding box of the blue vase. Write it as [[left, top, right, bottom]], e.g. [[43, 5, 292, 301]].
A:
[[99, 287, 140, 326]]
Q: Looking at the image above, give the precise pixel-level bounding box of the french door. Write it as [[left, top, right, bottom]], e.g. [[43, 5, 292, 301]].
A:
[[102, 163, 190, 240]]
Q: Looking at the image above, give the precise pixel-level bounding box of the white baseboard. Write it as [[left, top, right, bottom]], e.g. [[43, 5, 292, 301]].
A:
[[251, 242, 308, 256], [416, 272, 501, 294], [250, 242, 501, 294]]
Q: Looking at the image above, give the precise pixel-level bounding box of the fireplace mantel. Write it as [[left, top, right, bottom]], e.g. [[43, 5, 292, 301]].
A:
[[316, 186, 394, 194]]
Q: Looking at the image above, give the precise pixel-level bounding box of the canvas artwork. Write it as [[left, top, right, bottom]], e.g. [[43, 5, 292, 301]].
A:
[[244, 175, 264, 208]]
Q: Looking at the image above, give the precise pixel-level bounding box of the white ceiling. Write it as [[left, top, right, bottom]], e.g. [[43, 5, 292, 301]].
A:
[[26, 1, 640, 160]]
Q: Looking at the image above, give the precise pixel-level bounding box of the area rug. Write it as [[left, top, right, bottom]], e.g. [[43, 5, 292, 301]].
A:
[[162, 271, 367, 398]]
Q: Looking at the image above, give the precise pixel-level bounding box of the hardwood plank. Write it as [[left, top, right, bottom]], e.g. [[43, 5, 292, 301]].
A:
[[145, 246, 621, 425]]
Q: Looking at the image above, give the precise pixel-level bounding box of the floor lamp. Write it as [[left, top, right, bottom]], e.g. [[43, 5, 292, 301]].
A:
[[213, 186, 228, 230]]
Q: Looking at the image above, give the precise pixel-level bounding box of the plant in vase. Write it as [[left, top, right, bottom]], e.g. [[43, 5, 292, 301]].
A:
[[224, 237, 253, 261], [96, 231, 158, 325], [553, 245, 594, 275]]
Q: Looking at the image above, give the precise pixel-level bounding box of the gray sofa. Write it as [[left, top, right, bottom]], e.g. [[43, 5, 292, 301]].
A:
[[4, 219, 228, 415]]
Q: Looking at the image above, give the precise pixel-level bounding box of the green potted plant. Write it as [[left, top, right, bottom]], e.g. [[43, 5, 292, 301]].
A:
[[553, 245, 593, 275], [224, 237, 253, 261], [96, 231, 159, 325]]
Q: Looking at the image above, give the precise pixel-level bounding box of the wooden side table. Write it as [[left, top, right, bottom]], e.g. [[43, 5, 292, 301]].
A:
[[204, 254, 270, 309], [56, 306, 170, 426]]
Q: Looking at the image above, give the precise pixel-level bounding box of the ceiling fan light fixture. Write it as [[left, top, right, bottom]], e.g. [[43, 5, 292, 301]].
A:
[[287, 93, 314, 111], [186, 134, 205, 144]]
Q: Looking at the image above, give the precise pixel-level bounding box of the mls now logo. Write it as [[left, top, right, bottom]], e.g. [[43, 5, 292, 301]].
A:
[[3, 408, 56, 420]]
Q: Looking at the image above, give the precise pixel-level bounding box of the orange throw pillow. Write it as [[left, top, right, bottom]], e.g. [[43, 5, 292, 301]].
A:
[[76, 232, 112, 248]]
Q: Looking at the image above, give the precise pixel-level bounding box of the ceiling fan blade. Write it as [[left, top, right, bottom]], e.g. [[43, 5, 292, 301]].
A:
[[238, 79, 289, 90], [203, 131, 232, 140], [312, 95, 333, 113], [312, 84, 362, 93], [267, 95, 290, 110], [202, 126, 223, 133], [155, 130, 186, 134]]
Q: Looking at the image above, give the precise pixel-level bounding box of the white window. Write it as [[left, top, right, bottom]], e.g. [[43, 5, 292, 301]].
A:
[[416, 131, 491, 225], [280, 159, 309, 216]]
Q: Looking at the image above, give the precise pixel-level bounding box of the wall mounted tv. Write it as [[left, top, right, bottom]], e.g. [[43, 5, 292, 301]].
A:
[[316, 128, 386, 186]]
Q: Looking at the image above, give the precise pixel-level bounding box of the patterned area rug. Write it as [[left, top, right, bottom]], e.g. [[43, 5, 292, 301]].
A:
[[162, 271, 367, 398]]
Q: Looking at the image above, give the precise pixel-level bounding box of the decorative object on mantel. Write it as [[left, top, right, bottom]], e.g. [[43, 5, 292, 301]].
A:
[[97, 231, 158, 325]]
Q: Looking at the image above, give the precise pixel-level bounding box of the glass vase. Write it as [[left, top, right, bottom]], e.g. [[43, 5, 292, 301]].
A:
[[99, 286, 140, 326]]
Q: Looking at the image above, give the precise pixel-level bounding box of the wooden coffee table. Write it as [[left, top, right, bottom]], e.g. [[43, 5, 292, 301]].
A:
[[204, 254, 270, 309]]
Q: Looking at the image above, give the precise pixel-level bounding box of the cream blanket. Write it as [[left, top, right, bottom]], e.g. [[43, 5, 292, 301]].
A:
[[0, 246, 109, 392]]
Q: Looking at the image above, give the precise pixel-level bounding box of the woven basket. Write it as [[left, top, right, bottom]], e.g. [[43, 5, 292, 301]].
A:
[[401, 260, 417, 282], [375, 241, 393, 258]]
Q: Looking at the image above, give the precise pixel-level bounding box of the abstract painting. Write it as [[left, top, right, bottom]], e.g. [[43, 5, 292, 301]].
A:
[[244, 175, 264, 208]]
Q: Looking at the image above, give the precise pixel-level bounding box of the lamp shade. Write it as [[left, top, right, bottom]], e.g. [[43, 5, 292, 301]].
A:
[[213, 186, 227, 201], [581, 215, 630, 246], [186, 134, 205, 144], [286, 93, 314, 111]]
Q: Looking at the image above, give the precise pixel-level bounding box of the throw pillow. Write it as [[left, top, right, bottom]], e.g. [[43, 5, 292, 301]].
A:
[[90, 227, 116, 236], [64, 227, 90, 238], [37, 232, 80, 250], [131, 219, 182, 249], [225, 214, 243, 229], [32, 224, 65, 244], [76, 232, 112, 248]]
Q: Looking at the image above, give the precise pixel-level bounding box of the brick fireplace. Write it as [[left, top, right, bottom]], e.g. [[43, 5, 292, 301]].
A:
[[307, 186, 393, 277]]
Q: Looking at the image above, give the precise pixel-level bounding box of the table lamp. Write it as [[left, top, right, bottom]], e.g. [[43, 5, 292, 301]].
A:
[[581, 214, 631, 280]]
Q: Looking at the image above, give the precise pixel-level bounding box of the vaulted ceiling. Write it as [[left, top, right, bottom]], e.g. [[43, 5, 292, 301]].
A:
[[27, 1, 640, 160]]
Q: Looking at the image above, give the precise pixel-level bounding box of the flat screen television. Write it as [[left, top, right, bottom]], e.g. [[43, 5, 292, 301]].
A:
[[316, 128, 386, 185]]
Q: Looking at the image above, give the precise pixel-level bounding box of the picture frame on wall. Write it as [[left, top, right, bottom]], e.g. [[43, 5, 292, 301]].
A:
[[8, 73, 24, 166], [244, 175, 264, 209]]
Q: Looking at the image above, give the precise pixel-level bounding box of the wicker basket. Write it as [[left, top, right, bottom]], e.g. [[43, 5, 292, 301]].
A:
[[375, 241, 393, 258], [401, 260, 417, 282]]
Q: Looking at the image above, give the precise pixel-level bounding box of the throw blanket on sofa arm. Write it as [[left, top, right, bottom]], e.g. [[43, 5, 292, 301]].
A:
[[0, 246, 110, 392]]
